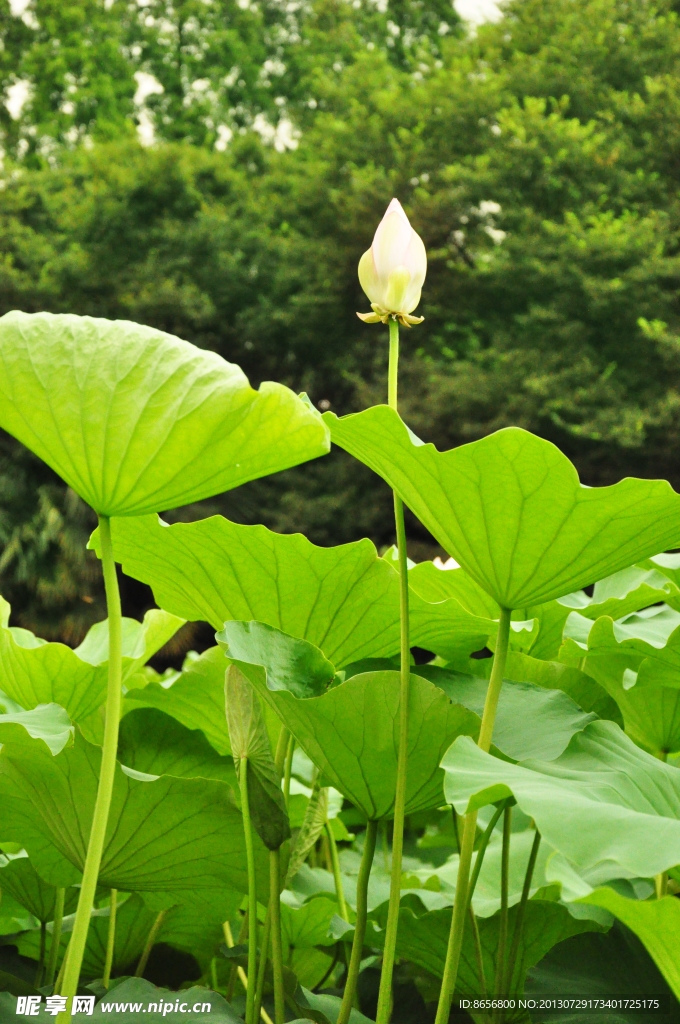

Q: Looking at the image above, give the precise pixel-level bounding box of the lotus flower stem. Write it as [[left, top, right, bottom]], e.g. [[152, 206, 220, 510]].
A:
[[503, 828, 541, 996], [46, 888, 65, 988], [466, 802, 508, 912], [283, 734, 295, 806], [435, 608, 512, 1024], [375, 317, 411, 1024], [102, 889, 117, 989], [269, 849, 285, 1024], [338, 820, 378, 1024], [58, 514, 123, 1021], [253, 731, 289, 1024], [326, 821, 349, 923], [493, 804, 513, 1015], [36, 921, 47, 986], [468, 908, 487, 999], [239, 756, 258, 1024], [135, 908, 168, 978]]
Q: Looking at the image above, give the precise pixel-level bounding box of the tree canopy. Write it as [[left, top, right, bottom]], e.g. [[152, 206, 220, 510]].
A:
[[2, 0, 680, 642]]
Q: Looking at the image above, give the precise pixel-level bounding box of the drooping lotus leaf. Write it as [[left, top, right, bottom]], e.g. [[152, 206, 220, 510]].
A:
[[0, 730, 267, 902], [560, 608, 680, 754], [0, 702, 74, 756], [0, 856, 79, 923], [578, 888, 680, 999], [413, 667, 597, 762], [219, 625, 480, 820], [498, 652, 621, 723], [117, 707, 236, 785], [525, 921, 679, 1023], [0, 311, 330, 516], [413, 825, 552, 918], [369, 900, 603, 1002], [124, 646, 231, 755], [559, 563, 680, 620], [0, 605, 183, 722], [442, 721, 680, 883], [225, 663, 291, 850], [325, 407, 680, 607], [102, 513, 496, 667]]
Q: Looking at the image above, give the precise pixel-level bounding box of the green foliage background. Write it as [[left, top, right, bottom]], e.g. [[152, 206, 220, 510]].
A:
[[2, 0, 680, 641]]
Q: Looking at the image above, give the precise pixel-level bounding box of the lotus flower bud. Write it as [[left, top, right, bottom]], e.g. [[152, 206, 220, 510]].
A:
[[357, 199, 427, 327]]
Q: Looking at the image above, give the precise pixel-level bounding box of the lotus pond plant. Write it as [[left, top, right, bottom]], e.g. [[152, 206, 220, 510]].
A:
[[1, 203, 680, 1024]]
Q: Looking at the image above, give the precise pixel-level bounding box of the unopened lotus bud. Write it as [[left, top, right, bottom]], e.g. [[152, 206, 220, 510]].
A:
[[357, 198, 427, 327]]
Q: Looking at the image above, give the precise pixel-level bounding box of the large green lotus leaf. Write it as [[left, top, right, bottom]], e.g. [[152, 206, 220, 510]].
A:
[[560, 564, 680, 620], [18, 892, 156, 979], [117, 707, 236, 786], [578, 888, 680, 1000], [407, 559, 499, 619], [414, 826, 553, 919], [500, 652, 621, 723], [408, 560, 571, 661], [231, 662, 480, 820], [103, 513, 495, 668], [325, 407, 680, 607], [0, 855, 79, 922], [124, 646, 232, 756], [0, 607, 183, 722], [157, 901, 231, 970], [0, 702, 74, 755], [280, 895, 339, 953], [442, 721, 680, 883], [560, 609, 680, 752], [525, 921, 679, 1023], [370, 901, 602, 1004], [415, 667, 597, 762], [0, 311, 329, 517], [563, 607, 680, 690], [91, 978, 244, 1022], [0, 731, 267, 900]]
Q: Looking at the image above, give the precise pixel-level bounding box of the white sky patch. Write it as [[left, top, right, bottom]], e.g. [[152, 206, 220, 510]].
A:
[[454, 0, 503, 25], [8, 0, 30, 14], [6, 80, 30, 120]]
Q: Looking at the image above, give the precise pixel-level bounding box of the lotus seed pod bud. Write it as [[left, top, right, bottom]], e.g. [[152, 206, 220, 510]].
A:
[[357, 198, 427, 327]]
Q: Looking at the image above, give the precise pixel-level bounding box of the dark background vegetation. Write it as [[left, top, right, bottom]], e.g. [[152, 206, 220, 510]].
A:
[[3, 0, 680, 648]]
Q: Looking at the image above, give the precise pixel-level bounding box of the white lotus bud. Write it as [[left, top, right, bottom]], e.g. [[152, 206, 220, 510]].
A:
[[357, 199, 427, 327]]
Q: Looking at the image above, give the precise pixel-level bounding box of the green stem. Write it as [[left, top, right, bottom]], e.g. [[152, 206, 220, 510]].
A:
[[503, 829, 541, 996], [240, 757, 258, 1024], [656, 751, 668, 897], [338, 820, 378, 1024], [269, 849, 285, 1024], [55, 935, 70, 995], [466, 803, 507, 913], [493, 804, 512, 1012], [254, 726, 290, 1023], [36, 920, 47, 986], [468, 907, 487, 999], [283, 734, 295, 806], [376, 317, 411, 1024], [326, 821, 349, 922], [434, 608, 512, 1024], [252, 904, 271, 1024], [135, 908, 168, 978], [59, 515, 123, 1019], [46, 888, 65, 988], [102, 889, 117, 989]]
